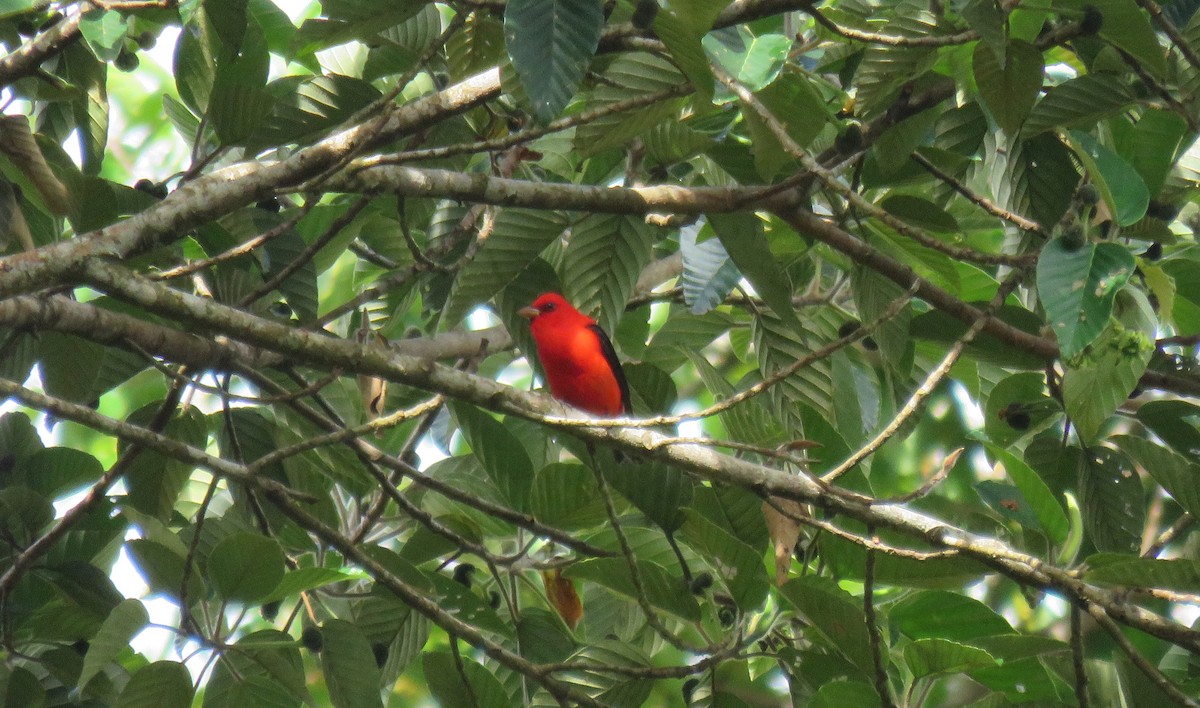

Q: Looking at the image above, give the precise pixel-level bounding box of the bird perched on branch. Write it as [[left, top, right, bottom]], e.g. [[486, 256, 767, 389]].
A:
[[518, 292, 631, 417]]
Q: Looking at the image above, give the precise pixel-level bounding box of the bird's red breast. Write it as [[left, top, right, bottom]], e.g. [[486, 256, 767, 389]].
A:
[[518, 293, 631, 417]]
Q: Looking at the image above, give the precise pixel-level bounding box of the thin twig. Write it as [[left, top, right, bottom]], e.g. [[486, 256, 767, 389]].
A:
[[1086, 602, 1199, 707], [824, 276, 1021, 483], [1071, 602, 1091, 708], [864, 525, 896, 708]]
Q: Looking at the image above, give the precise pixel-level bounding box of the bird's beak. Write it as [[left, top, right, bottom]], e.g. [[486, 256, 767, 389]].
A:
[[517, 306, 539, 320]]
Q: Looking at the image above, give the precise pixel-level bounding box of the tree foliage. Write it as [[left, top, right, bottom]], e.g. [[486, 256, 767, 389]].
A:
[[2, 0, 1200, 705]]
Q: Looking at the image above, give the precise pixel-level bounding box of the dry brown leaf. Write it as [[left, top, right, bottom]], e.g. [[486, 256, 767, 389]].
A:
[[541, 568, 583, 630], [762, 498, 806, 587], [0, 115, 71, 216]]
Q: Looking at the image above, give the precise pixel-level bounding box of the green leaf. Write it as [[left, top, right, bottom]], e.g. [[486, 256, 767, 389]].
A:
[[291, 0, 425, 56], [1123, 109, 1188, 196], [741, 68, 829, 179], [261, 226, 319, 321], [209, 533, 286, 603], [530, 462, 606, 529], [444, 208, 567, 326], [973, 39, 1044, 135], [957, 0, 1007, 64], [245, 75, 382, 152], [516, 608, 577, 663], [1036, 238, 1135, 359], [984, 444, 1070, 544], [561, 214, 654, 334], [853, 44, 936, 118], [680, 222, 741, 315], [753, 309, 836, 417], [640, 307, 734, 372], [851, 266, 914, 373], [126, 539, 204, 602], [117, 661, 194, 708], [1136, 400, 1200, 456], [1087, 558, 1200, 590], [204, 630, 311, 707], [653, 3, 718, 103], [686, 350, 786, 447], [20, 447, 103, 500], [709, 212, 796, 326], [1066, 130, 1149, 226], [51, 45, 109, 177], [566, 557, 700, 621], [1061, 289, 1155, 440], [1024, 73, 1135, 136], [984, 372, 1059, 447], [174, 9, 217, 113], [123, 406, 209, 522], [681, 509, 770, 611], [574, 52, 685, 155], [1079, 447, 1144, 553], [447, 13, 504, 81], [780, 576, 874, 673], [812, 681, 881, 708], [0, 666, 44, 708], [208, 20, 272, 147], [321, 620, 384, 708], [602, 455, 694, 533], [423, 651, 510, 708], [879, 195, 959, 233], [1113, 434, 1200, 518], [890, 590, 1013, 640], [904, 638, 998, 678], [707, 31, 791, 92], [263, 567, 354, 603], [80, 9, 128, 61], [79, 599, 149, 690], [450, 402, 535, 512], [504, 0, 603, 122], [38, 332, 104, 404], [1081, 0, 1167, 78]]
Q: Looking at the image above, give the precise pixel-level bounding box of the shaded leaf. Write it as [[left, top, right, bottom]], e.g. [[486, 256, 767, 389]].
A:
[[504, 0, 603, 122]]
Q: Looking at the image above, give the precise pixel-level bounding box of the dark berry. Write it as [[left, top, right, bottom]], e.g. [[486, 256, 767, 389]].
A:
[[838, 320, 861, 338], [134, 178, 167, 199], [1060, 225, 1086, 251], [631, 0, 658, 29], [261, 600, 281, 621], [301, 626, 323, 652], [689, 571, 714, 595], [1143, 242, 1163, 261], [682, 678, 700, 704], [114, 48, 139, 72], [1080, 5, 1103, 35], [834, 123, 864, 155], [452, 563, 475, 587], [256, 197, 282, 212]]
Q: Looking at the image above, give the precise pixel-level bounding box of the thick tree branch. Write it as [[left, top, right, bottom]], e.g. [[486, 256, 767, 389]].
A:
[[0, 293, 269, 368], [0, 9, 83, 87], [328, 165, 805, 215], [0, 68, 504, 298], [72, 259, 1200, 652]]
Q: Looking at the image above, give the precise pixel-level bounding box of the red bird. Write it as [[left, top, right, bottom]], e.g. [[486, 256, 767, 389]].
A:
[[518, 293, 631, 417]]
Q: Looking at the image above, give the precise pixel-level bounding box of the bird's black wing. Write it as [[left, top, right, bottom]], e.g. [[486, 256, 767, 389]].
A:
[[588, 323, 632, 415]]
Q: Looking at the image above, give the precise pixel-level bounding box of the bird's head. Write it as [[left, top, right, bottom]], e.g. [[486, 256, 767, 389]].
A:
[[518, 292, 578, 323]]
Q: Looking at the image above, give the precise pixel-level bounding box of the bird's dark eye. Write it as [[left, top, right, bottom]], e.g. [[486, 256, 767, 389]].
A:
[[542, 302, 556, 312]]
